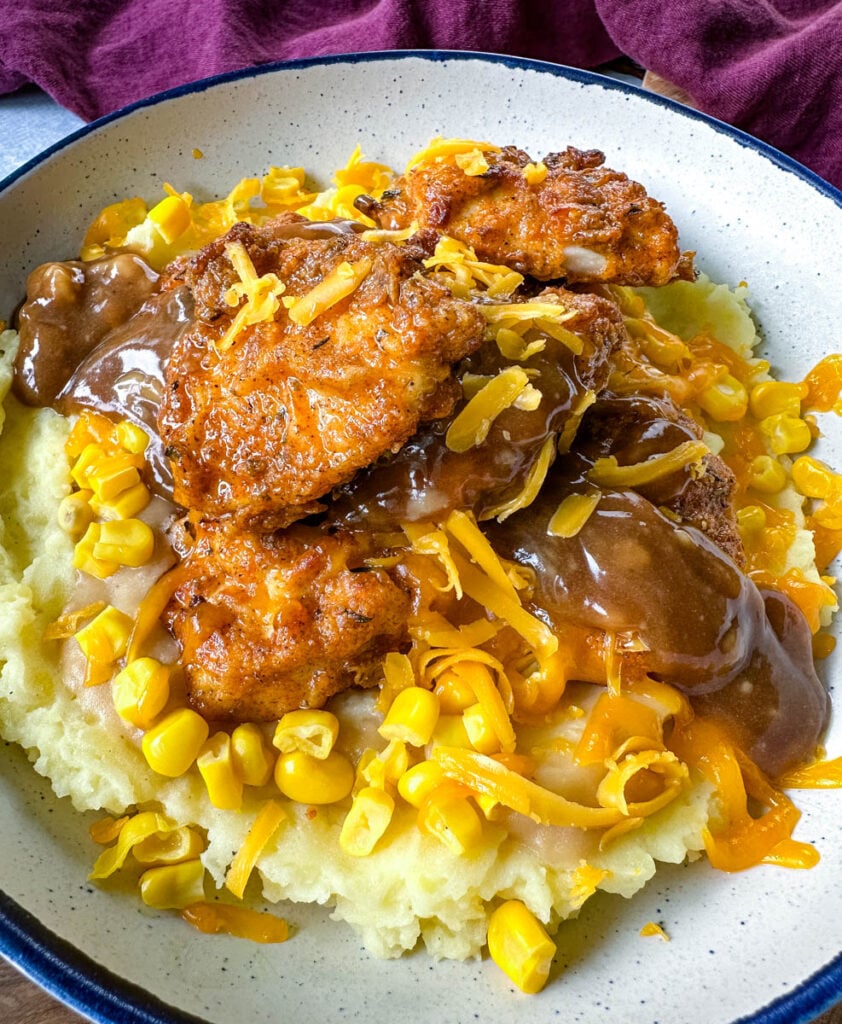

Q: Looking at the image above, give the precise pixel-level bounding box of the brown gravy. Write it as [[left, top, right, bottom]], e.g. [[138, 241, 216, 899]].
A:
[[9, 231, 830, 778]]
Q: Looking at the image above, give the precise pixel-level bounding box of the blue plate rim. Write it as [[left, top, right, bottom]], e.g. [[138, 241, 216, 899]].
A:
[[0, 47, 840, 1024]]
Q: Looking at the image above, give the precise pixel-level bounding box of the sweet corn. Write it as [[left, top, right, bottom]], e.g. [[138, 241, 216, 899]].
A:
[[198, 732, 243, 810], [397, 760, 445, 807], [362, 739, 410, 790], [750, 380, 806, 419], [57, 490, 93, 537], [115, 420, 150, 454], [487, 900, 557, 994], [429, 714, 473, 750], [112, 657, 171, 730], [462, 703, 502, 755], [90, 481, 150, 521], [142, 708, 210, 777], [65, 410, 117, 457], [274, 749, 354, 804], [417, 788, 483, 855], [70, 443, 105, 489], [697, 373, 748, 422], [736, 504, 767, 538], [759, 413, 812, 455], [748, 455, 788, 495], [133, 825, 204, 865], [792, 455, 839, 499], [86, 452, 141, 501], [272, 709, 339, 760], [379, 687, 440, 746], [92, 518, 155, 567], [139, 858, 205, 910], [73, 523, 119, 579], [75, 605, 133, 686], [339, 786, 395, 856], [231, 723, 275, 786], [148, 194, 192, 244], [434, 669, 476, 714]]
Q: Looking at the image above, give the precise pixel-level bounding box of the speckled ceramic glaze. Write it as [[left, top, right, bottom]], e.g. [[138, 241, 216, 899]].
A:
[[1, 52, 840, 1024]]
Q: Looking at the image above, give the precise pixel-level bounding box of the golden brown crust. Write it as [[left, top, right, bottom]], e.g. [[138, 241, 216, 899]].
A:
[[165, 521, 411, 720], [159, 220, 486, 528], [372, 146, 690, 286]]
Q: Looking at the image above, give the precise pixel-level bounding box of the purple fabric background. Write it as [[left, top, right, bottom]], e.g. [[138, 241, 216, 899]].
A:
[[0, 0, 840, 189]]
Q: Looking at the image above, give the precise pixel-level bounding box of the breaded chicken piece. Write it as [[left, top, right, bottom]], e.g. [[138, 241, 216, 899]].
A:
[[577, 393, 743, 564], [331, 285, 625, 527], [159, 220, 485, 527], [164, 521, 410, 720], [364, 146, 691, 286]]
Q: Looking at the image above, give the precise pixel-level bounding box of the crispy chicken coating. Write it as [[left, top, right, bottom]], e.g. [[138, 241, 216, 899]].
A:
[[331, 285, 625, 527], [159, 219, 485, 527], [366, 146, 691, 286], [165, 521, 410, 720], [577, 393, 743, 564]]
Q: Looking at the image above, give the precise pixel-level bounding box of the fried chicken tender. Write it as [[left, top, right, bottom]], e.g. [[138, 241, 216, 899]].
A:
[[165, 521, 410, 720], [366, 146, 691, 286], [159, 219, 485, 527], [578, 393, 743, 564]]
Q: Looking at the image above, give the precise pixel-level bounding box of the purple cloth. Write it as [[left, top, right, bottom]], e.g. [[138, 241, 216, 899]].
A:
[[0, 0, 840, 189]]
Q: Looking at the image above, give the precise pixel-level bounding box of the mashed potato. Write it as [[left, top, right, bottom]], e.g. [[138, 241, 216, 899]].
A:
[[4, 263, 828, 966]]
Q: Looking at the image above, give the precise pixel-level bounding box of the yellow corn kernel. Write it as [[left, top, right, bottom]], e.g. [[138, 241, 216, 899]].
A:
[[522, 161, 548, 185], [75, 605, 133, 672], [92, 518, 155, 567], [736, 504, 767, 539], [133, 825, 204, 865], [91, 481, 150, 521], [198, 732, 243, 810], [697, 373, 748, 422], [397, 760, 445, 808], [792, 455, 838, 499], [339, 787, 395, 856], [73, 523, 119, 579], [274, 749, 354, 805], [417, 788, 483, 855], [57, 490, 94, 538], [142, 708, 210, 777], [112, 657, 171, 730], [750, 380, 806, 419], [65, 410, 117, 458], [748, 455, 788, 494], [462, 703, 502, 755], [272, 709, 339, 760], [759, 413, 812, 455], [363, 739, 410, 790], [116, 420, 150, 454], [430, 713, 473, 750], [487, 900, 557, 994], [379, 687, 440, 746], [147, 194, 192, 244], [139, 858, 205, 910], [70, 442, 106, 488], [231, 723, 275, 786], [86, 452, 141, 501], [434, 669, 476, 714]]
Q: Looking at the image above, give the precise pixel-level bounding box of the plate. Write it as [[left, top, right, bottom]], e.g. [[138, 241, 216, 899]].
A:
[[1, 51, 841, 1024]]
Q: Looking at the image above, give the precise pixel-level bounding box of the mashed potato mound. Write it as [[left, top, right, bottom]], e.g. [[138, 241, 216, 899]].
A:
[[0, 271, 826, 961]]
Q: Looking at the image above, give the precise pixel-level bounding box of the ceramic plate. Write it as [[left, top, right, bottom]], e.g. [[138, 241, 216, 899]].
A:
[[1, 51, 840, 1024]]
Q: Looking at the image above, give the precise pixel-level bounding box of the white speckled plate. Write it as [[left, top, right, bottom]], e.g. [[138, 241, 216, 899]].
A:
[[1, 52, 841, 1024]]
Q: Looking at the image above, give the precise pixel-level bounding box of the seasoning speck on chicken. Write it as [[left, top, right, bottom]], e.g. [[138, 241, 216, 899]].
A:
[[365, 145, 692, 287], [159, 219, 486, 527], [164, 521, 411, 720]]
